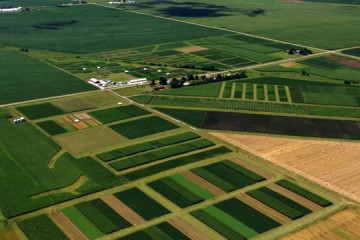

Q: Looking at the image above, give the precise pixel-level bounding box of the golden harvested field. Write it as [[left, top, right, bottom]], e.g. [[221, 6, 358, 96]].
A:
[[282, 208, 360, 239], [176, 46, 208, 53], [211, 132, 360, 202]]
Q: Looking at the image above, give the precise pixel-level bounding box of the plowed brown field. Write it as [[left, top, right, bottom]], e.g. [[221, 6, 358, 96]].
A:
[[48, 211, 88, 240], [211, 132, 360, 202], [168, 217, 211, 240], [282, 209, 360, 239]]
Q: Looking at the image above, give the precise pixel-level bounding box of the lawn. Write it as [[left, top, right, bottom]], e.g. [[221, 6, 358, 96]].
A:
[[0, 4, 227, 53], [0, 51, 96, 105]]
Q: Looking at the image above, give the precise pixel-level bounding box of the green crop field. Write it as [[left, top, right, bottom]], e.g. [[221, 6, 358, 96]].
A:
[[17, 103, 65, 120], [97, 131, 199, 161], [0, 5, 227, 53], [0, 51, 95, 105], [37, 120, 67, 135], [0, 110, 123, 217], [89, 105, 150, 124], [128, 0, 360, 49], [343, 47, 360, 57]]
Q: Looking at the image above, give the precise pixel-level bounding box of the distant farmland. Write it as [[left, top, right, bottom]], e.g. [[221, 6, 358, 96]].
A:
[[0, 4, 227, 53], [0, 51, 96, 105]]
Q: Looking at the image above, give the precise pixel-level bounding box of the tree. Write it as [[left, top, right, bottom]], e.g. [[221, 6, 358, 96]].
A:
[[159, 77, 168, 85]]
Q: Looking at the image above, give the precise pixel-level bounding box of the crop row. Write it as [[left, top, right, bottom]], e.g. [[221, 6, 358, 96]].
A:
[[247, 187, 312, 219], [97, 132, 200, 161], [123, 146, 232, 181], [191, 160, 265, 192], [109, 138, 215, 171], [149, 96, 307, 115], [149, 174, 213, 208], [37, 120, 67, 135]]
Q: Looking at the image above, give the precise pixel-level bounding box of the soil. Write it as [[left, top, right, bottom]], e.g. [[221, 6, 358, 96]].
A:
[[101, 195, 144, 225], [48, 211, 88, 240], [176, 46, 208, 53], [280, 62, 300, 67], [168, 217, 211, 240], [182, 171, 225, 196]]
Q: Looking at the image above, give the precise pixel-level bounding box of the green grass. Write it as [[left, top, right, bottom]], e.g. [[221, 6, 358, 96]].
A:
[[0, 5, 227, 53], [37, 120, 67, 135], [110, 115, 179, 139], [114, 188, 170, 220], [247, 187, 312, 219], [109, 138, 214, 171], [62, 206, 103, 239], [17, 103, 65, 120], [124, 146, 232, 181], [277, 180, 332, 207], [0, 51, 96, 105], [89, 105, 150, 124], [18, 215, 67, 240]]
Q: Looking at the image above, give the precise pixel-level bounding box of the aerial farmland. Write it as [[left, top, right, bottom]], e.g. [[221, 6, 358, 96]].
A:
[[0, 0, 359, 239]]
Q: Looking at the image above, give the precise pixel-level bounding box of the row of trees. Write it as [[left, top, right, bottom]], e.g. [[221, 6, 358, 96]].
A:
[[155, 71, 248, 89]]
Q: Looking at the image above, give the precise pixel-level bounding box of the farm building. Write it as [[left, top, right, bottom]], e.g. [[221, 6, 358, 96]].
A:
[[127, 78, 148, 85], [0, 7, 22, 13]]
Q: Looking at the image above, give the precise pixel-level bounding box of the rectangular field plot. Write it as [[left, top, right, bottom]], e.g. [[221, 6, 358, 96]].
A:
[[97, 131, 199, 161], [0, 51, 96, 105], [118, 221, 190, 240], [247, 187, 312, 219], [37, 120, 67, 136], [0, 5, 226, 53], [150, 96, 307, 116], [148, 174, 214, 208], [110, 116, 179, 139], [89, 105, 150, 124], [123, 146, 232, 181], [192, 198, 281, 239], [114, 188, 170, 220], [109, 138, 214, 171], [157, 108, 360, 140], [191, 160, 265, 192], [157, 82, 222, 97], [54, 126, 127, 156], [17, 103, 66, 120]]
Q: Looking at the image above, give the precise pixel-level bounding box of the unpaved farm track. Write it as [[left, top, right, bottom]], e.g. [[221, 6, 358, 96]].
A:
[[281, 209, 360, 239], [211, 132, 360, 202]]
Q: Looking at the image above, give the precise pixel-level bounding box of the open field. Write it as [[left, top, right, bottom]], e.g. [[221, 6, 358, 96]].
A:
[[282, 208, 360, 239], [211, 132, 360, 202], [88, 105, 150, 124], [0, 4, 227, 53], [0, 51, 95, 105], [156, 108, 360, 140], [125, 0, 360, 49], [54, 125, 127, 156]]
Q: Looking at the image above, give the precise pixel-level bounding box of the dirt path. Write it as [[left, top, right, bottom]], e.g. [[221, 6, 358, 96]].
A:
[[168, 217, 212, 240], [48, 149, 66, 169], [267, 183, 322, 211], [101, 195, 144, 225], [264, 84, 269, 101], [237, 193, 292, 224], [230, 83, 236, 99], [219, 82, 225, 98], [211, 132, 360, 203], [182, 171, 225, 196], [31, 176, 88, 199], [48, 211, 88, 240]]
